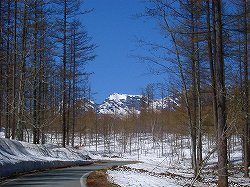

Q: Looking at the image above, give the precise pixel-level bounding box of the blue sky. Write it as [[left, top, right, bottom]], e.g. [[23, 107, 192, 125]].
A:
[[81, 0, 164, 103]]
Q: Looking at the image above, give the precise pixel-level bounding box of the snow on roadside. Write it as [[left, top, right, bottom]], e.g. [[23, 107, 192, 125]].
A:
[[0, 138, 92, 178], [107, 169, 182, 187]]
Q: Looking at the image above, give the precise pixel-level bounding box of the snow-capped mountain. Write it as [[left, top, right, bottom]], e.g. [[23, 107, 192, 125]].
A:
[[97, 93, 142, 115], [96, 93, 178, 116]]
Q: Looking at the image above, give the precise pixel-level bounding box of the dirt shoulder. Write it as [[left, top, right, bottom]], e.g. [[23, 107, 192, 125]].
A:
[[86, 169, 119, 187]]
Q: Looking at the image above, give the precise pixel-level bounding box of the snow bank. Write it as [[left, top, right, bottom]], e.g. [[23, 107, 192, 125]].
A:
[[0, 138, 92, 178]]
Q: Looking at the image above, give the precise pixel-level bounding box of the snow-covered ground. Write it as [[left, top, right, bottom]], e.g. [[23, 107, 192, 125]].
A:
[[108, 168, 182, 187], [0, 137, 92, 178], [86, 134, 250, 187], [1, 129, 250, 186]]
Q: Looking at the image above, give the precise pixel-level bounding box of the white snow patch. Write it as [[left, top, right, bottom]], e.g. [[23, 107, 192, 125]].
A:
[[108, 170, 182, 187], [108, 93, 128, 101]]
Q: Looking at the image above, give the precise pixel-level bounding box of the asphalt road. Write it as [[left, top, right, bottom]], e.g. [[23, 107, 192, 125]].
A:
[[0, 161, 133, 187]]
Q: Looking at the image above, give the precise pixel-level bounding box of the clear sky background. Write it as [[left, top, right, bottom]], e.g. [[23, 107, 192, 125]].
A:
[[81, 0, 164, 103]]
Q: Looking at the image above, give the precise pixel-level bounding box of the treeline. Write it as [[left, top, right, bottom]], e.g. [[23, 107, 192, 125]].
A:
[[0, 0, 95, 146], [136, 0, 249, 186]]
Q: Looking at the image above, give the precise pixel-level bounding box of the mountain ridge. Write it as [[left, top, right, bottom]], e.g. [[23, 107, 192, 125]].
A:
[[87, 93, 179, 116]]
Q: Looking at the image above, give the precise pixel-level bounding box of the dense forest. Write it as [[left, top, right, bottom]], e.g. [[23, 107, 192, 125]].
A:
[[0, 0, 95, 146], [0, 0, 249, 187]]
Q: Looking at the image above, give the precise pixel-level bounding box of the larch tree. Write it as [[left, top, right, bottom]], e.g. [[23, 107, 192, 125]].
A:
[[241, 0, 249, 178], [213, 0, 228, 186]]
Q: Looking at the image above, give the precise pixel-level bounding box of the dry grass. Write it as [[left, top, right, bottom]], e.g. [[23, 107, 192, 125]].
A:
[[86, 169, 120, 187]]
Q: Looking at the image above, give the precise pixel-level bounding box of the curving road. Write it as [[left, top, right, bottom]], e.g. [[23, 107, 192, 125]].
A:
[[1, 161, 133, 187]]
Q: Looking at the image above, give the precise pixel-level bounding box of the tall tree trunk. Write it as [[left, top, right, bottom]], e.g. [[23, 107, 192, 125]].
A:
[[33, 0, 38, 144], [0, 0, 3, 132], [195, 9, 202, 171], [66, 75, 71, 146], [5, 0, 11, 139], [62, 0, 67, 147], [12, 0, 18, 139], [17, 0, 28, 141], [40, 31, 46, 144], [206, 0, 218, 137], [191, 1, 197, 176], [71, 28, 76, 147], [214, 0, 228, 186], [242, 0, 249, 178]]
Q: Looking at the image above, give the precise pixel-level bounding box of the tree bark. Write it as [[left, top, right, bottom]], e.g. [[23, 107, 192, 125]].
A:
[[0, 0, 3, 132], [71, 27, 76, 147], [190, 0, 198, 176], [206, 0, 218, 137], [5, 0, 11, 139], [12, 0, 18, 139], [33, 0, 39, 144], [17, 0, 28, 141], [242, 0, 249, 178], [62, 0, 67, 147], [195, 8, 202, 171], [213, 0, 228, 186]]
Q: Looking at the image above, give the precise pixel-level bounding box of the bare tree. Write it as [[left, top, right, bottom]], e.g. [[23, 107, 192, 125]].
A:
[[242, 0, 249, 178], [213, 0, 228, 186]]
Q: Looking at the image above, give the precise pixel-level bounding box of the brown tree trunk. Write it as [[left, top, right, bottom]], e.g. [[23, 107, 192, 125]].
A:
[[66, 74, 71, 146], [71, 28, 76, 147], [62, 0, 67, 147], [17, 0, 28, 141], [206, 0, 218, 137], [40, 31, 46, 144], [5, 0, 11, 139], [195, 13, 202, 172], [12, 0, 18, 139], [0, 0, 3, 132], [191, 1, 197, 176], [213, 0, 228, 186], [242, 0, 249, 178], [33, 0, 39, 144]]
